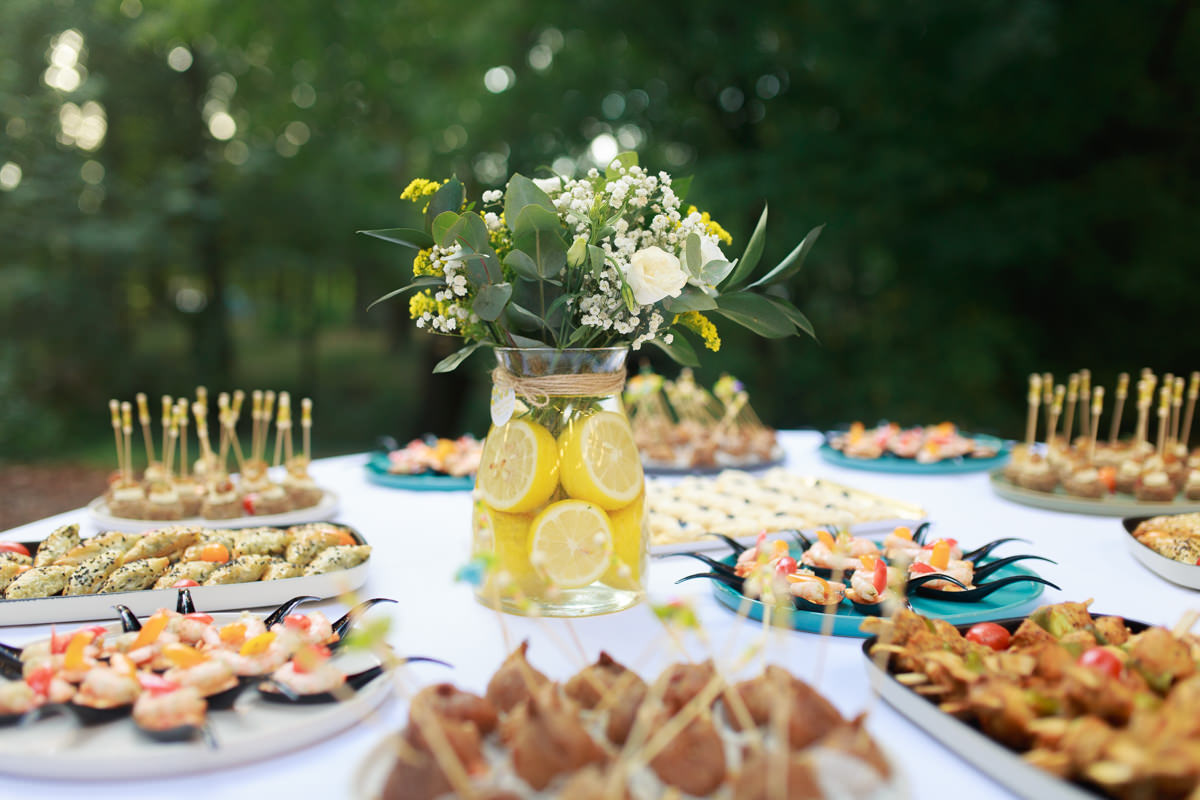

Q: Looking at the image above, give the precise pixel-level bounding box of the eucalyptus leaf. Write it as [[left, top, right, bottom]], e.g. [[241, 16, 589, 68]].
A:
[[507, 333, 550, 348], [605, 151, 638, 180], [504, 174, 556, 228], [764, 295, 817, 340], [506, 302, 556, 343], [356, 227, 433, 250], [564, 325, 593, 347], [433, 340, 486, 374], [672, 175, 693, 205], [474, 282, 513, 321], [424, 176, 464, 232], [662, 288, 718, 313], [588, 244, 606, 277], [700, 258, 735, 286], [748, 224, 824, 289], [712, 291, 795, 338], [513, 205, 566, 279], [722, 204, 768, 290], [431, 212, 460, 249], [366, 276, 445, 310], [684, 233, 703, 280], [646, 333, 700, 367], [504, 250, 539, 281]]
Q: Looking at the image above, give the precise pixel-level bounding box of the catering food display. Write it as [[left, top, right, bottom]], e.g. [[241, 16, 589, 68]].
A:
[[995, 370, 1200, 514], [646, 468, 925, 552], [0, 595, 420, 779], [374, 642, 899, 799], [0, 523, 371, 625], [364, 435, 481, 491], [864, 601, 1200, 800], [625, 368, 783, 473], [94, 388, 331, 524], [677, 525, 1055, 636], [821, 421, 1007, 474], [1122, 513, 1200, 590]]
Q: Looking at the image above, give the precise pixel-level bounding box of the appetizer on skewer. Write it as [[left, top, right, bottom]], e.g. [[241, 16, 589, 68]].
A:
[[625, 368, 782, 470], [98, 387, 328, 522], [1002, 368, 1200, 504]]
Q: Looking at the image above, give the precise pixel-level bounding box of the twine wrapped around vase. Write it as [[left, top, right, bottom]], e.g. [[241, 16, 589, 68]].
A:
[[490, 366, 626, 407]]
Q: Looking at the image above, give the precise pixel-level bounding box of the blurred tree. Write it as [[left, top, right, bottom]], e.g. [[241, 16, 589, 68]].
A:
[[0, 0, 1197, 461]]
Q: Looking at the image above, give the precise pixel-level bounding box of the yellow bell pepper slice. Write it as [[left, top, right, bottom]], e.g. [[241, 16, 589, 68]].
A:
[[239, 631, 276, 656], [132, 611, 169, 650]]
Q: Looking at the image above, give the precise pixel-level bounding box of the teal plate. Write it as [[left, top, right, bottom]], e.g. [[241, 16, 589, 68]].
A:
[[817, 433, 1010, 475], [708, 549, 1048, 638], [364, 452, 474, 492]]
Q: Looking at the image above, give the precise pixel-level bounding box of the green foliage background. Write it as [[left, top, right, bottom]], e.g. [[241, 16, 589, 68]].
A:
[[2, 0, 1198, 461]]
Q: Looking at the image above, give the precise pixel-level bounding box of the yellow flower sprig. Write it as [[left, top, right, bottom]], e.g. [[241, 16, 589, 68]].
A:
[[686, 205, 733, 246], [673, 311, 721, 352]]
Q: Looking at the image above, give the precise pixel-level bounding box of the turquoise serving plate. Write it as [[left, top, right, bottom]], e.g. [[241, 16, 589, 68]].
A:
[[364, 452, 473, 492], [817, 432, 1010, 475], [708, 549, 1049, 638]]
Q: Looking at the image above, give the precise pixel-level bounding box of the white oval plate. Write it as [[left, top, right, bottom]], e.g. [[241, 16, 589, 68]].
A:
[[0, 561, 369, 626], [1123, 529, 1200, 590], [0, 613, 395, 780], [85, 491, 340, 533]]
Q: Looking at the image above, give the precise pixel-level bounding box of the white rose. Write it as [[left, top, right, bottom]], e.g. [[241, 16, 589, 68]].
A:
[[626, 246, 687, 306], [532, 176, 562, 195]]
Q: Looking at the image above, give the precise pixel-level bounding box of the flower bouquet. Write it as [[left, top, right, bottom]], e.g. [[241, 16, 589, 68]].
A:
[[361, 152, 821, 616]]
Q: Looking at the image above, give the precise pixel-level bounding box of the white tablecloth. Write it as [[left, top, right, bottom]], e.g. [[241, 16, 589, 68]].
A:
[[0, 430, 1192, 799]]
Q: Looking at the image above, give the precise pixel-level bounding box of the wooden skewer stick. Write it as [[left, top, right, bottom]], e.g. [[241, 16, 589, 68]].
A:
[[302, 398, 313, 462], [177, 399, 190, 480], [1062, 373, 1079, 446], [1157, 386, 1171, 459], [250, 390, 264, 464], [1078, 370, 1091, 442], [1170, 376, 1184, 447], [1046, 385, 1065, 447], [274, 392, 290, 468], [136, 393, 155, 468], [162, 407, 179, 479], [1182, 372, 1200, 450], [1109, 373, 1129, 445], [1042, 373, 1053, 407], [1134, 379, 1151, 447], [224, 405, 247, 474], [121, 402, 134, 484], [160, 395, 173, 467], [262, 391, 276, 465], [217, 393, 231, 473], [192, 401, 214, 475], [1024, 374, 1042, 449], [109, 399, 124, 479], [1088, 387, 1104, 464]]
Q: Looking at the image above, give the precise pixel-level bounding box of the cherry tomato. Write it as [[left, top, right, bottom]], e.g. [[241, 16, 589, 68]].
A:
[[138, 673, 181, 696], [283, 614, 313, 631], [242, 495, 257, 515], [1097, 466, 1117, 493], [172, 579, 200, 588], [25, 665, 54, 696], [0, 542, 30, 557], [911, 562, 937, 575], [184, 612, 214, 624], [199, 542, 230, 563], [1078, 647, 1122, 679], [872, 559, 889, 594], [965, 622, 1011, 652], [774, 556, 797, 575]]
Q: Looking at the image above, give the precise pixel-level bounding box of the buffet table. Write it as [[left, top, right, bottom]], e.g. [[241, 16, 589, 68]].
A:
[[0, 430, 1192, 799]]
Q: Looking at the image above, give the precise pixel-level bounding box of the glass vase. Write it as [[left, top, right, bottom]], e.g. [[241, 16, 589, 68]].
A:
[[472, 347, 647, 616]]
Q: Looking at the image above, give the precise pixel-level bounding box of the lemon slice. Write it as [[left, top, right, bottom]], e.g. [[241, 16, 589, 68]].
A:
[[476, 419, 559, 513], [528, 500, 613, 589], [558, 411, 644, 509], [603, 490, 645, 589]]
